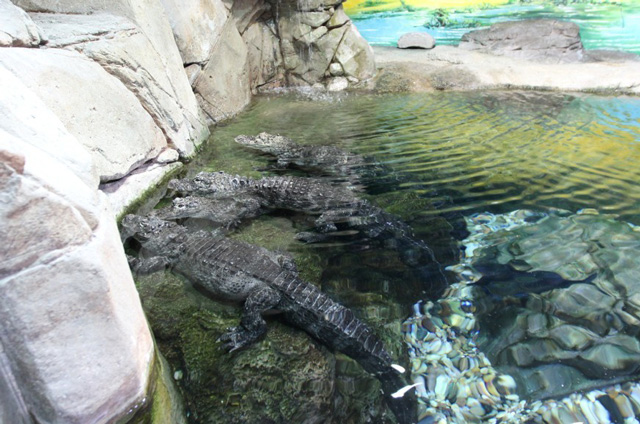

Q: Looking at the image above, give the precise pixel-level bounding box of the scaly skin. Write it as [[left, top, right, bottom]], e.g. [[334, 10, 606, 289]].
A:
[[121, 215, 416, 424], [234, 132, 366, 172]]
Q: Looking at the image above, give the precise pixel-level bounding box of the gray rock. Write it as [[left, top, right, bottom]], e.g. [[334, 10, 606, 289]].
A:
[[156, 148, 180, 163], [0, 131, 153, 424], [194, 20, 251, 123], [32, 12, 208, 159], [327, 76, 348, 91], [159, 0, 229, 64], [329, 62, 344, 76], [231, 0, 270, 34], [0, 47, 166, 182], [327, 4, 349, 29], [0, 0, 42, 46], [459, 19, 584, 63], [334, 23, 375, 80], [294, 10, 331, 28], [243, 21, 284, 91], [397, 32, 435, 50]]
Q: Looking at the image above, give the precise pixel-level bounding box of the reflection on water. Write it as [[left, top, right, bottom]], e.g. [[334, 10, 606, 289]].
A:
[[177, 90, 640, 421], [351, 3, 640, 53]]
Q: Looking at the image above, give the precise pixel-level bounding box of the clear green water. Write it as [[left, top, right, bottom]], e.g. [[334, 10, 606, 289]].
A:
[[351, 3, 640, 52], [157, 90, 640, 421]]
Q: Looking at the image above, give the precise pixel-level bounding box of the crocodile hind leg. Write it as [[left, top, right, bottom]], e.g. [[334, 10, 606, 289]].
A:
[[218, 286, 281, 352]]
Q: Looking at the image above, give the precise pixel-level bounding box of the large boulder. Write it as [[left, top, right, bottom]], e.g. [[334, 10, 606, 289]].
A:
[[159, 0, 229, 65], [0, 110, 154, 423], [14, 0, 208, 153], [242, 20, 284, 91], [0, 47, 166, 182], [0, 0, 42, 46], [32, 12, 209, 158], [459, 19, 584, 63], [193, 20, 251, 123], [334, 21, 375, 81]]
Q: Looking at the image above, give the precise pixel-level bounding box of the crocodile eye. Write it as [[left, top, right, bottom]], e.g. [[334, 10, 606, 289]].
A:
[[460, 300, 475, 313]]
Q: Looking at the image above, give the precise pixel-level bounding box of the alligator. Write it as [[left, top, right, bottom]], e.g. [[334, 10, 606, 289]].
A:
[[121, 214, 416, 424], [167, 171, 438, 264], [234, 132, 367, 175]]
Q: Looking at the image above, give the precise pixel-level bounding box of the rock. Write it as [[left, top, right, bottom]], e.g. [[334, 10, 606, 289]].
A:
[[397, 32, 435, 49], [184, 63, 201, 86], [459, 19, 584, 63], [0, 0, 42, 46], [0, 65, 98, 188], [585, 49, 640, 63], [334, 22, 375, 80], [0, 47, 165, 182], [327, 76, 348, 91], [194, 20, 251, 123], [0, 134, 154, 423], [159, 0, 228, 64], [329, 62, 344, 76], [231, 0, 270, 34], [100, 162, 183, 219], [32, 12, 209, 158], [17, 0, 209, 152], [156, 148, 180, 164], [242, 21, 284, 91], [327, 4, 349, 29], [294, 10, 331, 28]]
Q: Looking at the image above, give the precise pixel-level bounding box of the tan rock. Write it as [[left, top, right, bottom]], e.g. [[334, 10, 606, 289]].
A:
[[335, 22, 375, 80], [0, 134, 153, 424], [194, 20, 251, 123], [327, 4, 349, 29], [0, 47, 165, 182], [159, 0, 229, 64], [231, 0, 270, 34], [243, 21, 284, 90], [0, 0, 42, 46]]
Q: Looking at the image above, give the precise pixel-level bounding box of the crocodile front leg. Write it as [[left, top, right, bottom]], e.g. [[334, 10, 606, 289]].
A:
[[127, 255, 171, 275], [219, 286, 281, 352]]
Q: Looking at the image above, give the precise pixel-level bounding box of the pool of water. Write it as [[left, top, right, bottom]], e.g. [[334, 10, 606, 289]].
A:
[[143, 90, 640, 422], [350, 3, 640, 53]]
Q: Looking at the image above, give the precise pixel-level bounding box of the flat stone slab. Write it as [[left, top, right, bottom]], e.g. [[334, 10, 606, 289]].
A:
[[372, 45, 640, 94], [397, 32, 435, 50]]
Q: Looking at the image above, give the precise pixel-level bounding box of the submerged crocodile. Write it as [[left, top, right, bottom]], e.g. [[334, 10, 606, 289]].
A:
[[167, 171, 437, 264], [121, 215, 416, 424], [235, 132, 367, 174]]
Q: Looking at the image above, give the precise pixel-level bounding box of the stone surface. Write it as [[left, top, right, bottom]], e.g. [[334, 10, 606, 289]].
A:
[[373, 45, 640, 94], [459, 19, 584, 63], [335, 22, 376, 80], [159, 0, 228, 64], [327, 76, 348, 91], [0, 0, 42, 46], [231, 0, 270, 35], [0, 47, 166, 182], [32, 12, 209, 158], [327, 4, 349, 29], [156, 148, 179, 164], [0, 133, 154, 424], [397, 32, 435, 49], [16, 0, 209, 153], [194, 20, 251, 123], [242, 21, 284, 91], [101, 162, 183, 219], [0, 65, 98, 188]]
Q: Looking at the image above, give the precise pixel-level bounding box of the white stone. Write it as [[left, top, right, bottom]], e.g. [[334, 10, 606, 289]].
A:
[[397, 32, 436, 49], [0, 0, 42, 46], [326, 76, 348, 91], [0, 47, 165, 182], [32, 12, 209, 158], [101, 162, 183, 219], [17, 0, 209, 153], [184, 63, 202, 86], [0, 65, 98, 188], [0, 135, 153, 424], [194, 20, 251, 123], [159, 0, 229, 64], [335, 23, 376, 80], [329, 62, 344, 76], [156, 148, 180, 163], [327, 4, 349, 29]]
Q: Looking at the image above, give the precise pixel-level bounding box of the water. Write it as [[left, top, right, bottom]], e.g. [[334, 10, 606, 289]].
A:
[[143, 90, 640, 422], [350, 3, 640, 53]]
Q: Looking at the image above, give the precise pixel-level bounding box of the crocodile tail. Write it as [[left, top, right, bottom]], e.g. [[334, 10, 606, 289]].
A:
[[378, 368, 418, 424]]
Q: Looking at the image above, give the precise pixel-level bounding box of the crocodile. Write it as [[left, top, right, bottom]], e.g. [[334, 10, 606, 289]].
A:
[[121, 214, 416, 424], [234, 132, 367, 175], [167, 171, 438, 264]]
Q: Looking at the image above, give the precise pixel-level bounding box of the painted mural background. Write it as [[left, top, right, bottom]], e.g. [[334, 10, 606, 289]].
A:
[[344, 0, 640, 53]]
